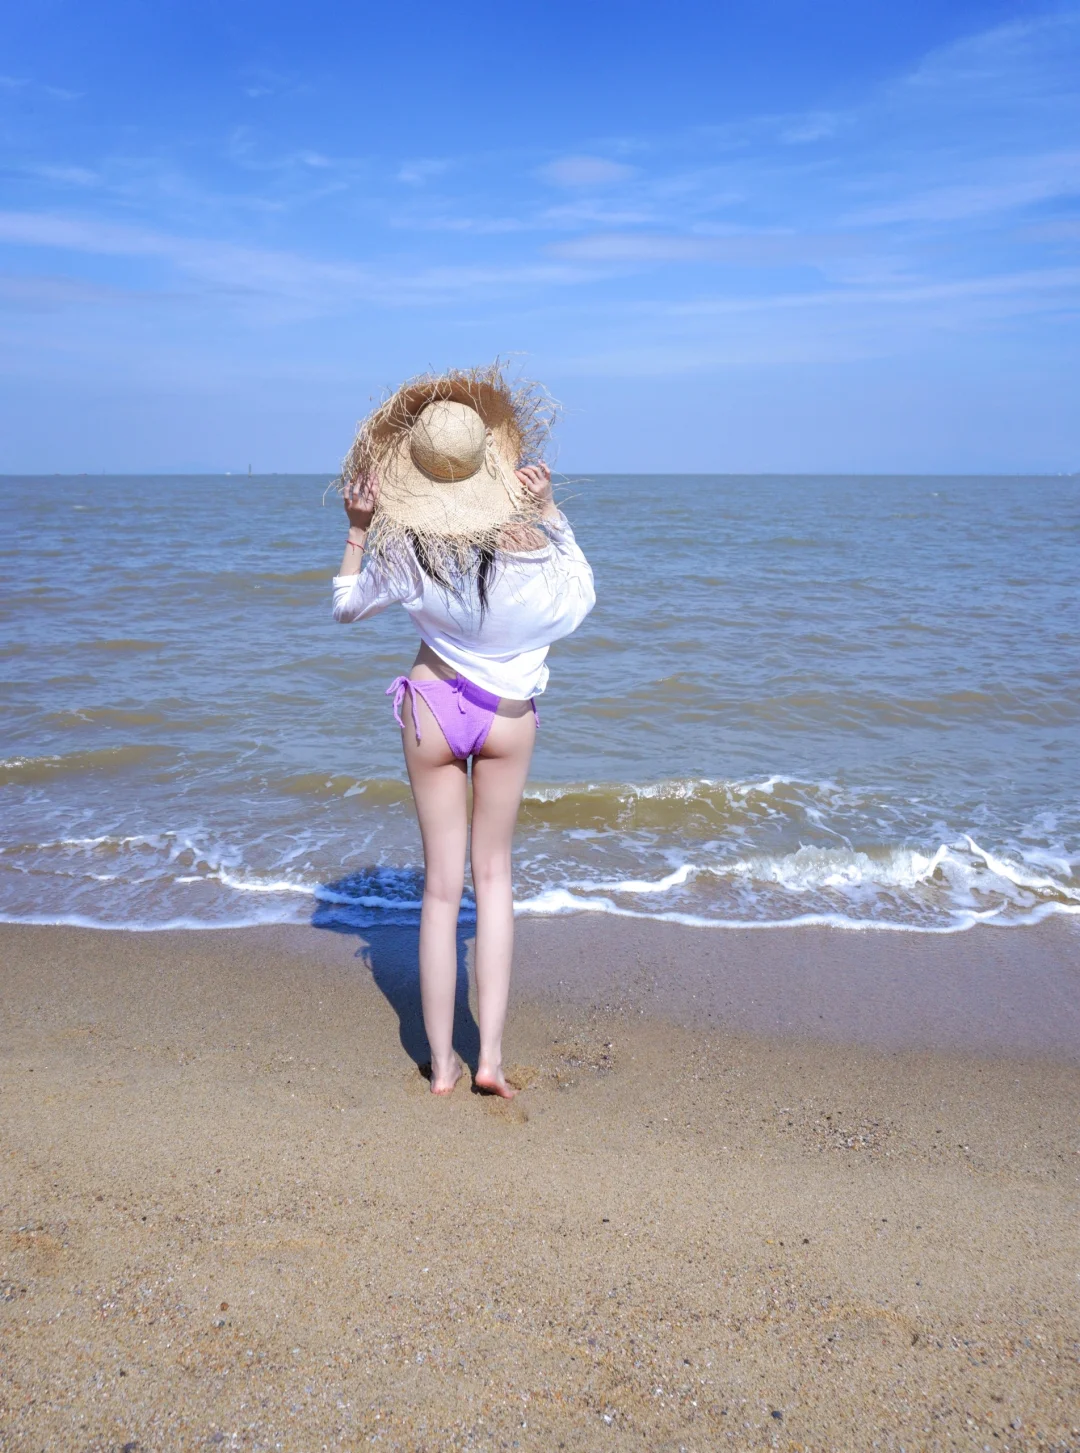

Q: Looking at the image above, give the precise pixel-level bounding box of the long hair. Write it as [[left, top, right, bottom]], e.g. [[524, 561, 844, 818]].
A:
[[409, 532, 497, 620]]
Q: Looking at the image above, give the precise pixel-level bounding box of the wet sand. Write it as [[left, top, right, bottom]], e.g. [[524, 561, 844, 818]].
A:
[[2, 920, 1079, 1450]]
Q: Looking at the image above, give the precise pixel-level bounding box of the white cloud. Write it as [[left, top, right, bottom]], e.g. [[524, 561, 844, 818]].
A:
[[0, 209, 594, 313], [779, 112, 840, 145], [237, 65, 304, 103], [1022, 218, 1080, 242], [663, 265, 1080, 318], [550, 231, 860, 266], [30, 164, 99, 187], [0, 273, 134, 310], [848, 149, 1080, 226], [554, 264, 1080, 376], [537, 156, 636, 188], [0, 74, 80, 101], [397, 158, 452, 186], [899, 10, 1079, 98], [387, 213, 525, 234], [0, 210, 370, 309], [540, 201, 655, 228]]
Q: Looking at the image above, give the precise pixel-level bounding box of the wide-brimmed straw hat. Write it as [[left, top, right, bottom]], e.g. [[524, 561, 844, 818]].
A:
[[337, 362, 554, 573]]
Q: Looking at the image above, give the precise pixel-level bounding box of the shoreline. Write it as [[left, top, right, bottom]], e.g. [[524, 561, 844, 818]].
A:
[[513, 912, 1080, 1060], [2, 921, 1079, 1448], [3, 911, 1077, 1058]]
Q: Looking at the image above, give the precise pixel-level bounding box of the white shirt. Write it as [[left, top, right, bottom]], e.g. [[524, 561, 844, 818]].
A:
[[331, 513, 595, 699]]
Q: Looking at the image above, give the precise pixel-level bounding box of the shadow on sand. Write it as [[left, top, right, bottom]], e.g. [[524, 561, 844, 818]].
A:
[[310, 870, 480, 1076]]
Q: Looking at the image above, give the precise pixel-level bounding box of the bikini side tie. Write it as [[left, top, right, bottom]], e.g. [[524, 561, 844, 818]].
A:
[[387, 676, 423, 743]]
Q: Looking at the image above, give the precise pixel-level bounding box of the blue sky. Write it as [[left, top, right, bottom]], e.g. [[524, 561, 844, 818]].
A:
[[1, 0, 1078, 472]]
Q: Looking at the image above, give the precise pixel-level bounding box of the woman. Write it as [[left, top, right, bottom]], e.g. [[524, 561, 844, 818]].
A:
[[331, 367, 595, 1097]]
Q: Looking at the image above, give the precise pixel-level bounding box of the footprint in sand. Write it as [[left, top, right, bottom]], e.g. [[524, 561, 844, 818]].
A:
[[470, 1067, 533, 1122], [479, 1093, 529, 1124], [5, 1231, 65, 1276]]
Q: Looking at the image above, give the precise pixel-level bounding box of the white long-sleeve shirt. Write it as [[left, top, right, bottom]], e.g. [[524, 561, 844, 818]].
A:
[[331, 513, 595, 699]]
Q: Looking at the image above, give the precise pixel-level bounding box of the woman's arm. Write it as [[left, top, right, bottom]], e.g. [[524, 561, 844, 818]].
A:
[[331, 473, 417, 623], [520, 464, 592, 568], [524, 464, 596, 626], [337, 475, 378, 576], [497, 463, 565, 553]]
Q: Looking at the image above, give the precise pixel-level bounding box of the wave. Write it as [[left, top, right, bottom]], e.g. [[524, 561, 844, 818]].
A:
[[512, 887, 994, 932], [723, 843, 951, 893], [0, 745, 173, 785], [572, 846, 949, 897], [226, 772, 785, 820], [272, 773, 413, 804], [111, 858, 438, 914], [518, 775, 818, 833], [1, 773, 1076, 934], [88, 639, 165, 652], [513, 891, 1080, 933], [259, 568, 331, 585], [45, 707, 168, 729], [4, 898, 1076, 936], [562, 835, 1078, 909], [0, 912, 291, 932], [569, 863, 698, 894]]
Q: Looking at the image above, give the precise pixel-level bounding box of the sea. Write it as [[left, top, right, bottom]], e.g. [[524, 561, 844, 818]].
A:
[[2, 472, 1078, 935]]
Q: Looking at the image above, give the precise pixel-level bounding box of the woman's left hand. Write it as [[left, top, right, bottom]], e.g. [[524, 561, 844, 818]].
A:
[[516, 463, 558, 520]]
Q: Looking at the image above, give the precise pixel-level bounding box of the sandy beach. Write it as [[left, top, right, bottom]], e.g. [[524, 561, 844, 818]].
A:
[[2, 919, 1079, 1451]]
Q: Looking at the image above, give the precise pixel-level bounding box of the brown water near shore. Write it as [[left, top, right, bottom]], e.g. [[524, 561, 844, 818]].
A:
[[2, 922, 1079, 1450]]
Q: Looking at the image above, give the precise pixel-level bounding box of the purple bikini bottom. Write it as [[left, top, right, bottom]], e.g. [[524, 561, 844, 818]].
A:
[[388, 674, 538, 760]]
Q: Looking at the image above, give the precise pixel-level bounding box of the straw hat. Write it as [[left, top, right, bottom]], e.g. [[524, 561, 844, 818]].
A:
[[338, 362, 554, 572]]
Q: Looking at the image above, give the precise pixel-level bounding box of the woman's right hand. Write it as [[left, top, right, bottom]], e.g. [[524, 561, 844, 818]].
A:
[[343, 473, 379, 531]]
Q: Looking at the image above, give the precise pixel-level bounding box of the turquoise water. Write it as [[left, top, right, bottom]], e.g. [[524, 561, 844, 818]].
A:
[[1, 472, 1078, 931]]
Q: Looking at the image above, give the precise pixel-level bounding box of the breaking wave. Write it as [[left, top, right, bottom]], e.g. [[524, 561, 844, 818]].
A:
[[1, 775, 1076, 933]]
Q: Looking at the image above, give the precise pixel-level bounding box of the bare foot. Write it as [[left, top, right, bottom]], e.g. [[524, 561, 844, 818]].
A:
[[473, 1064, 517, 1099], [429, 1056, 462, 1096]]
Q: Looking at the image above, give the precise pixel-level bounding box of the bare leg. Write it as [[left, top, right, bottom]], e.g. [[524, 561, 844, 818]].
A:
[[469, 705, 536, 1097], [401, 692, 468, 1094]]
